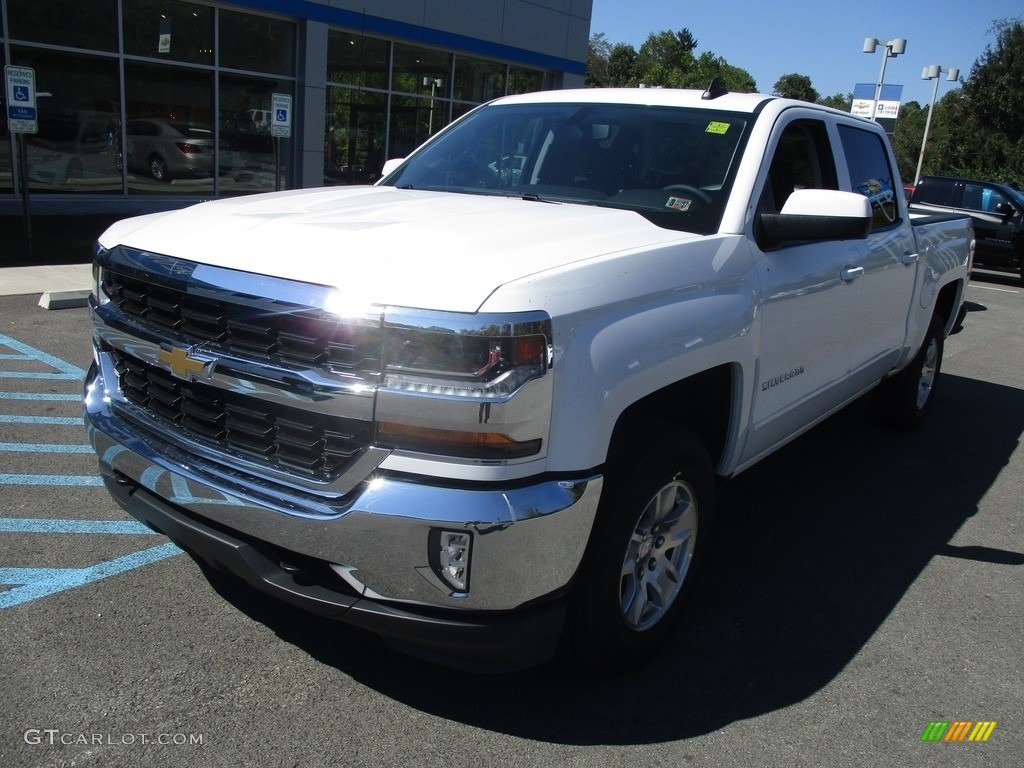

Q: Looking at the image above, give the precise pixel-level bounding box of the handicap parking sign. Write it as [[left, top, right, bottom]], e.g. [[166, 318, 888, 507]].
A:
[[271, 93, 292, 138], [5, 65, 37, 133]]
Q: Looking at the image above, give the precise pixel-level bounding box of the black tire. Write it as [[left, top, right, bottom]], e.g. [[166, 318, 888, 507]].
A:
[[149, 155, 171, 182], [878, 314, 945, 431], [564, 421, 714, 673]]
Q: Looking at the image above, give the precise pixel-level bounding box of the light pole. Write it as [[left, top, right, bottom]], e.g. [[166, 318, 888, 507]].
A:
[[863, 37, 907, 121], [423, 77, 443, 135], [913, 65, 959, 187]]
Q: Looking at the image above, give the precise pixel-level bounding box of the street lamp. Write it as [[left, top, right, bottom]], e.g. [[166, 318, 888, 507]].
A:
[[913, 65, 959, 186], [863, 37, 907, 121], [423, 77, 443, 135]]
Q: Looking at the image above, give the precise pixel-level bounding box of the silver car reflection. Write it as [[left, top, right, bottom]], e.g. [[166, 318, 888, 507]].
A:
[[125, 118, 221, 182]]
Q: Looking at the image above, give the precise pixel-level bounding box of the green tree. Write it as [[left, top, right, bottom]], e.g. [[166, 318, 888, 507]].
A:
[[773, 73, 819, 102], [686, 52, 756, 92], [607, 43, 639, 86], [921, 18, 1024, 183], [586, 33, 612, 87], [635, 29, 698, 86], [889, 100, 927, 184], [818, 92, 853, 111]]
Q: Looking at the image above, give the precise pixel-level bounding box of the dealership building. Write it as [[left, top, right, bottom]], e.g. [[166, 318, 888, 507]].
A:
[[0, 0, 592, 218]]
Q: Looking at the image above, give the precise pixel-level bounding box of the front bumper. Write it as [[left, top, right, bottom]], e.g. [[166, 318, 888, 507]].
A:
[[85, 361, 603, 670]]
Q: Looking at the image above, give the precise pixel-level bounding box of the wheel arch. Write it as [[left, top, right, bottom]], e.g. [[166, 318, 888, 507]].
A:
[[933, 279, 962, 337], [606, 363, 736, 475]]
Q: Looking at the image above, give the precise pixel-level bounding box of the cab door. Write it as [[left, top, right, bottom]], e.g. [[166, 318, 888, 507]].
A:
[[745, 116, 861, 462], [835, 122, 920, 391]]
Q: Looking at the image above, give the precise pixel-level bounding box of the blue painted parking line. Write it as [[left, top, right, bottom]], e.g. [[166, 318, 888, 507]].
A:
[[0, 442, 92, 453], [0, 392, 81, 401], [0, 414, 81, 425], [0, 334, 185, 610], [0, 333, 86, 380], [0, 542, 182, 610], [0, 474, 104, 486], [0, 517, 156, 534]]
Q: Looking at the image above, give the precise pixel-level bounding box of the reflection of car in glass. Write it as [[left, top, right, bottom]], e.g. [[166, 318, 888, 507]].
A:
[[125, 118, 222, 181], [25, 115, 120, 185]]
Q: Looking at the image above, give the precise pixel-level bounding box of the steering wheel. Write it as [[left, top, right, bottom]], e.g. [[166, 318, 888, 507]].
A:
[[661, 184, 713, 205]]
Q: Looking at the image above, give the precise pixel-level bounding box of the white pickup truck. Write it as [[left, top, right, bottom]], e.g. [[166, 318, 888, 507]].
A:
[[85, 86, 973, 673]]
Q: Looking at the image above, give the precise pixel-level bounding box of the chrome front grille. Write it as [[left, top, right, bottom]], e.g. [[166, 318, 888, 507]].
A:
[[102, 270, 380, 372], [113, 349, 372, 481], [93, 246, 386, 490]]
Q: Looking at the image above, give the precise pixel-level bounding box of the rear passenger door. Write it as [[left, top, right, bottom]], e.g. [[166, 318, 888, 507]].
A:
[[836, 122, 919, 391], [746, 115, 860, 460]]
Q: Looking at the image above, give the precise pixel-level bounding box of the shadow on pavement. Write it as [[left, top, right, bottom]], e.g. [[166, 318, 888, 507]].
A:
[[199, 372, 1023, 744]]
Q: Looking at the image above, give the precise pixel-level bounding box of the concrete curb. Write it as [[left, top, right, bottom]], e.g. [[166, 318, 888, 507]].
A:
[[38, 289, 91, 310]]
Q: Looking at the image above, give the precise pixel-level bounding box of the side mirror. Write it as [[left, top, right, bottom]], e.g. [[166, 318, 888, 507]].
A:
[[380, 158, 405, 178], [759, 189, 873, 247], [995, 201, 1016, 220]]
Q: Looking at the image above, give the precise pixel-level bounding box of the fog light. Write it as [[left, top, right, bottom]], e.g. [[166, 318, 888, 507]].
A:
[[430, 530, 472, 594]]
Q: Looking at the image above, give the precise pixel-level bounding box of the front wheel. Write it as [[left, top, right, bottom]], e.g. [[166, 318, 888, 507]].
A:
[[878, 314, 945, 430], [564, 422, 714, 673]]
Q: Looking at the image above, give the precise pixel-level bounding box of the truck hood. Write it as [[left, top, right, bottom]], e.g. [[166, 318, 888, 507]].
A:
[[99, 186, 695, 313]]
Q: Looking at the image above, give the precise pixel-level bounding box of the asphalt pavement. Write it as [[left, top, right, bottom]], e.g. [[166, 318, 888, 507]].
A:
[[0, 265, 1020, 768]]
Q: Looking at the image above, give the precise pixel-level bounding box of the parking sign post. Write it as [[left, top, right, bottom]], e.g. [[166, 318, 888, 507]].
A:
[[271, 93, 292, 191], [5, 65, 38, 260]]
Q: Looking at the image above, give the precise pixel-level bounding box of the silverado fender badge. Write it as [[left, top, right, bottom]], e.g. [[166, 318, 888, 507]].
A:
[[157, 344, 217, 381], [761, 365, 805, 391]]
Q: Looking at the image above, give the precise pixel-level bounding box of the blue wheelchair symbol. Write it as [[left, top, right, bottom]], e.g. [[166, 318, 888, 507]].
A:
[[13, 86, 29, 102], [276, 108, 288, 122]]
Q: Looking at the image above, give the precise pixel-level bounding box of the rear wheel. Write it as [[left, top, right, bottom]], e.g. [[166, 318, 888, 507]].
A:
[[564, 421, 714, 673], [878, 314, 944, 430]]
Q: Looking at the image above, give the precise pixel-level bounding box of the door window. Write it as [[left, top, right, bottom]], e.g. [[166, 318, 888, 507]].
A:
[[837, 124, 900, 231], [962, 183, 1012, 214]]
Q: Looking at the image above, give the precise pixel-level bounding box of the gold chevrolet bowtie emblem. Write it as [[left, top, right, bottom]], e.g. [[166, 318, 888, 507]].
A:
[[157, 345, 211, 380]]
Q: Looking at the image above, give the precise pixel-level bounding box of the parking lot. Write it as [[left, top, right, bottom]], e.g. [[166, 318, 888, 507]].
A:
[[0, 272, 1021, 768]]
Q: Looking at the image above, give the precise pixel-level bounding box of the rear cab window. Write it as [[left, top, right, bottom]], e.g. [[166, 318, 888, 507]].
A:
[[837, 124, 901, 232], [912, 177, 958, 206]]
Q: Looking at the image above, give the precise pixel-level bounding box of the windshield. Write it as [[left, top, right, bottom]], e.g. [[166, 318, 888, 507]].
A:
[[381, 102, 750, 234]]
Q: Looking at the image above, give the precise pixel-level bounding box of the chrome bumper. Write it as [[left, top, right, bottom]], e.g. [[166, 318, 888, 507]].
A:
[[84, 361, 602, 614]]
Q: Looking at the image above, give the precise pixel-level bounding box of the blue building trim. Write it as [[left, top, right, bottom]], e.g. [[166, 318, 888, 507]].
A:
[[220, 0, 587, 76]]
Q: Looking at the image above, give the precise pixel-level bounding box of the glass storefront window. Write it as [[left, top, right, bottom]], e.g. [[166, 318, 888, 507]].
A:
[[389, 94, 451, 159], [124, 61, 214, 195], [324, 88, 386, 185], [508, 67, 551, 95], [7, 0, 118, 52], [10, 47, 121, 194], [328, 31, 389, 90], [453, 56, 506, 105], [219, 74, 290, 195], [219, 10, 295, 76], [122, 0, 214, 66], [392, 43, 450, 98]]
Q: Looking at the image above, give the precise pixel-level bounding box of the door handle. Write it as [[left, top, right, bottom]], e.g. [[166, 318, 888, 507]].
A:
[[901, 251, 920, 266], [840, 266, 864, 282]]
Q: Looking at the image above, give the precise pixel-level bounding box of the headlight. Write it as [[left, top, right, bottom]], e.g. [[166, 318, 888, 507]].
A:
[[377, 309, 553, 460], [381, 309, 551, 398]]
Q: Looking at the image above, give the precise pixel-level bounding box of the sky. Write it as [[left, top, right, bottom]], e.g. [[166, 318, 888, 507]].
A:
[[588, 0, 1023, 106]]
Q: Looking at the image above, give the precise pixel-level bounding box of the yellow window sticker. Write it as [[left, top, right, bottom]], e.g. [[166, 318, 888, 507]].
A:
[[705, 121, 730, 135]]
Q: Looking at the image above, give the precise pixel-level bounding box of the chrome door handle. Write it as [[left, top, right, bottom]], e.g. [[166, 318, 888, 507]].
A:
[[841, 266, 864, 282], [901, 251, 920, 266]]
